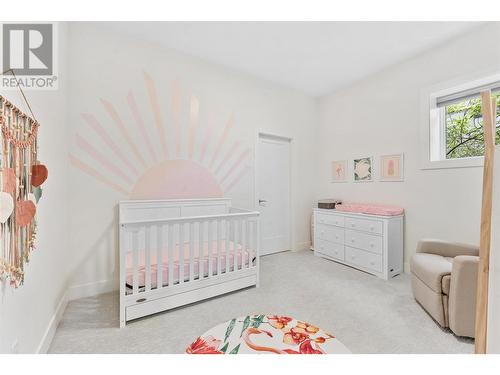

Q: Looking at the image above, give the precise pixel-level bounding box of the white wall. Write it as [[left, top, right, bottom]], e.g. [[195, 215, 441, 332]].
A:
[[316, 23, 500, 271], [0, 22, 70, 353], [66, 23, 318, 298]]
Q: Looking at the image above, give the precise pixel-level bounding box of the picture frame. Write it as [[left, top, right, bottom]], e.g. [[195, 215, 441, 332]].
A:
[[380, 153, 404, 182], [331, 160, 348, 183], [353, 156, 373, 182]]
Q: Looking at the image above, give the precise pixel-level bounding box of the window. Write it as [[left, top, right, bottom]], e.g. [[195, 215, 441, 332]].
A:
[[442, 91, 500, 160], [425, 76, 500, 168]]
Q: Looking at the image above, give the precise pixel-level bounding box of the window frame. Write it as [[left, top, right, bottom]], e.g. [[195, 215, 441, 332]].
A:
[[421, 73, 500, 170]]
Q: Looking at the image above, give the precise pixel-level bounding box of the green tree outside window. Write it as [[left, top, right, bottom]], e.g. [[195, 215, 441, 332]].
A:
[[445, 92, 500, 159]]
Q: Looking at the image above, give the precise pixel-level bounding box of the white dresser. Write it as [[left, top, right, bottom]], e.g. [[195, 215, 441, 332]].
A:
[[313, 209, 403, 280]]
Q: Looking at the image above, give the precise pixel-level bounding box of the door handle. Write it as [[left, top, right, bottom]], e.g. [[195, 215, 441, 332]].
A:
[[259, 199, 267, 206]]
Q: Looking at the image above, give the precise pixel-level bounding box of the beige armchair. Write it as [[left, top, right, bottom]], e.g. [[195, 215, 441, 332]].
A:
[[410, 239, 479, 338]]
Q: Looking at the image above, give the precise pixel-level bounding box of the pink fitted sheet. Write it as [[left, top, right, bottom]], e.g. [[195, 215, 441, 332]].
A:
[[125, 240, 253, 290], [335, 203, 404, 216]]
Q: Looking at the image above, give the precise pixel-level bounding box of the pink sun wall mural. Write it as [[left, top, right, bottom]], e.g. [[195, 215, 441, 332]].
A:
[[70, 72, 251, 199]]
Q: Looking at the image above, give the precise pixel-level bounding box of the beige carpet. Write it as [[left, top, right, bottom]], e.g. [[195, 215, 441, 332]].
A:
[[49, 250, 474, 354]]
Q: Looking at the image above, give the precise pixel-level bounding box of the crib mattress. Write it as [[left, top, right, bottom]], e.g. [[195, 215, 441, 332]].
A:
[[125, 240, 253, 290]]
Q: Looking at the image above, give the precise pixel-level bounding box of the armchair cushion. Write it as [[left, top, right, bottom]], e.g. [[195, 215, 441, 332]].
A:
[[410, 253, 452, 293], [416, 239, 479, 258]]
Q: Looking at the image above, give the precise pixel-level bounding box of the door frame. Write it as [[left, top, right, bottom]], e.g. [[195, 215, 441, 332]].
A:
[[254, 130, 293, 255]]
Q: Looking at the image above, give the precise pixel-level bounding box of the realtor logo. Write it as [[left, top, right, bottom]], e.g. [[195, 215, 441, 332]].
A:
[[1, 23, 57, 90]]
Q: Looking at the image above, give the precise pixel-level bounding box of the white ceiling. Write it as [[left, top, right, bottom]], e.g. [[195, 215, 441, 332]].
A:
[[102, 22, 484, 97]]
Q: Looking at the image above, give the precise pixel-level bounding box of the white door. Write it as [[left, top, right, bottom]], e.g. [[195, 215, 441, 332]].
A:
[[257, 134, 291, 255]]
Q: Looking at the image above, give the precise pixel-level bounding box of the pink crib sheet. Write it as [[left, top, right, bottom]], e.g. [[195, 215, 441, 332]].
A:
[[125, 240, 252, 290], [335, 203, 404, 216]]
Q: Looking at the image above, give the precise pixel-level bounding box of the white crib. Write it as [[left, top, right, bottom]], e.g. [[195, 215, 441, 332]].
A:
[[119, 198, 260, 327]]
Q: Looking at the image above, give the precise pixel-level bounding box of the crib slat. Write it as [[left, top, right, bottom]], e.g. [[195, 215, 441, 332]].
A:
[[145, 225, 152, 292], [248, 221, 252, 269], [199, 221, 204, 280], [226, 219, 231, 274], [168, 224, 174, 286], [217, 220, 222, 276], [157, 225, 163, 289], [208, 220, 213, 278], [233, 220, 238, 271], [239, 219, 244, 271], [179, 223, 184, 284], [254, 220, 259, 270], [132, 230, 139, 295], [254, 220, 258, 268], [248, 221, 253, 269], [248, 220, 255, 268], [189, 221, 194, 282], [242, 219, 248, 270], [119, 225, 126, 326]]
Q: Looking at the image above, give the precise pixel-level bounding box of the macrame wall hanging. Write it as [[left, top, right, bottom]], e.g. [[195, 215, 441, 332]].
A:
[[0, 94, 48, 288]]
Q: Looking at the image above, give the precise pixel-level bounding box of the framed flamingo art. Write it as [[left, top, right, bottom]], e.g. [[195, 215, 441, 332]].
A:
[[331, 160, 348, 183]]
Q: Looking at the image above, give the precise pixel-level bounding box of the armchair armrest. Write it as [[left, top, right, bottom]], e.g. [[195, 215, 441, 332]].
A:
[[448, 255, 479, 337], [416, 239, 479, 258]]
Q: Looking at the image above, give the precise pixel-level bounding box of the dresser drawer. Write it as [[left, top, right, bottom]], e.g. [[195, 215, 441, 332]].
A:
[[345, 246, 382, 273], [315, 239, 345, 261], [316, 213, 344, 227], [345, 229, 383, 254], [316, 224, 344, 244], [345, 217, 383, 234]]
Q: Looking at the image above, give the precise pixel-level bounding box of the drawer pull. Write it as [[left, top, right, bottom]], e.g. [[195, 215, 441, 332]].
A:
[[136, 298, 147, 303]]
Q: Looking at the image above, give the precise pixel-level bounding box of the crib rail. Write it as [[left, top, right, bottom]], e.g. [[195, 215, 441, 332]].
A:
[[120, 210, 259, 296], [120, 210, 258, 226]]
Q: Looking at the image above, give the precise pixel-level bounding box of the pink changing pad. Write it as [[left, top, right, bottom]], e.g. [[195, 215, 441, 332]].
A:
[[335, 203, 404, 216]]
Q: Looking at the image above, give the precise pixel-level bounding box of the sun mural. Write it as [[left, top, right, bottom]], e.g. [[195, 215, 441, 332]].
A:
[[70, 72, 251, 199]]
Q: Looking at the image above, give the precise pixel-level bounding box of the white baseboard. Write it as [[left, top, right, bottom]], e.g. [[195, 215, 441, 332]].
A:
[[36, 290, 68, 354], [68, 279, 118, 301]]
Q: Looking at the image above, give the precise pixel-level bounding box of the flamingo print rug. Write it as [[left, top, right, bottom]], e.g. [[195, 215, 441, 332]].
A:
[[186, 315, 351, 354]]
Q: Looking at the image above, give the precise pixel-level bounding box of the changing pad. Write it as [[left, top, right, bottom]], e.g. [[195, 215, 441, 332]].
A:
[[335, 203, 404, 216]]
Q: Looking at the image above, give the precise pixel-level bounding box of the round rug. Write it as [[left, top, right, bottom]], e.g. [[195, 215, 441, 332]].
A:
[[186, 314, 351, 354]]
